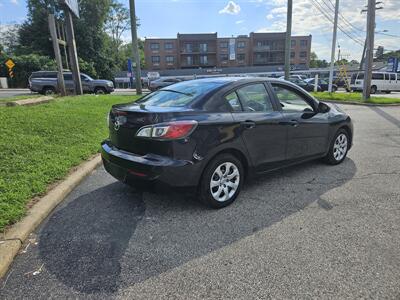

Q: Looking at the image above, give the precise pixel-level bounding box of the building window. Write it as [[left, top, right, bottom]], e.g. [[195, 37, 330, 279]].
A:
[[290, 52, 295, 58], [164, 42, 173, 50], [150, 43, 160, 50], [200, 55, 208, 65], [220, 42, 228, 48], [186, 56, 193, 65], [237, 41, 246, 48], [300, 40, 308, 47], [151, 56, 160, 64], [237, 53, 245, 61], [166, 56, 174, 63], [199, 43, 208, 52], [185, 43, 193, 53], [291, 40, 296, 47], [220, 54, 229, 61], [300, 51, 307, 58]]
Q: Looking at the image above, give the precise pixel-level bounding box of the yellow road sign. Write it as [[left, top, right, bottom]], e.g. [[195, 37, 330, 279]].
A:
[[5, 59, 15, 69]]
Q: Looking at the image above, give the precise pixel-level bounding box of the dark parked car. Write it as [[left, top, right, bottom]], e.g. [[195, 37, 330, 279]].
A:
[[304, 78, 338, 92], [286, 77, 322, 92], [148, 78, 183, 91], [101, 77, 353, 208], [29, 71, 114, 95]]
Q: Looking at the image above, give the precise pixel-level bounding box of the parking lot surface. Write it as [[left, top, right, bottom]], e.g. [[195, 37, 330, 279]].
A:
[[1, 104, 399, 299]]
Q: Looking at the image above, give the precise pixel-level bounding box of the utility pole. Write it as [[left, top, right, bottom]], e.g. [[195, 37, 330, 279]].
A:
[[359, 39, 367, 71], [284, 0, 293, 80], [48, 14, 66, 96], [65, 9, 82, 95], [362, 0, 376, 101], [129, 0, 142, 95], [328, 0, 339, 93]]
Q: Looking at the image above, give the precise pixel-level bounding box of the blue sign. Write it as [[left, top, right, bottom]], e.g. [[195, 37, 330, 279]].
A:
[[387, 57, 399, 72], [127, 59, 134, 87]]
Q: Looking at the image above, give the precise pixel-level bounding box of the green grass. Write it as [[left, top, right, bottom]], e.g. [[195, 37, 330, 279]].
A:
[[0, 94, 44, 103], [311, 92, 400, 104], [0, 94, 139, 231]]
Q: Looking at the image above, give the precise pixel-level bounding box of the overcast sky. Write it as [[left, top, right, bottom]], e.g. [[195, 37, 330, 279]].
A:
[[0, 0, 399, 61]]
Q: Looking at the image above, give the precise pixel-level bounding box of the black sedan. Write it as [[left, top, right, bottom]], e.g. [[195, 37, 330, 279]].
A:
[[286, 77, 322, 92], [304, 78, 338, 92], [101, 77, 353, 208]]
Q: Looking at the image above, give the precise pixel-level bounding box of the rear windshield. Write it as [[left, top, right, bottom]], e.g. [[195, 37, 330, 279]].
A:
[[137, 80, 225, 107]]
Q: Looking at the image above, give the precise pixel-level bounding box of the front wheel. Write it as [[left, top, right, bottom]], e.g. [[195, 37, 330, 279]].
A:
[[324, 129, 349, 165], [94, 87, 106, 94], [370, 85, 377, 94], [198, 154, 244, 208]]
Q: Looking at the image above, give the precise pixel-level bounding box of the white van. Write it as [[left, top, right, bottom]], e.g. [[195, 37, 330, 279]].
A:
[[350, 72, 400, 94]]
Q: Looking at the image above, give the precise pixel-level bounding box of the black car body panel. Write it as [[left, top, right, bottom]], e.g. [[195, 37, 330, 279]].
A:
[[101, 77, 353, 189]]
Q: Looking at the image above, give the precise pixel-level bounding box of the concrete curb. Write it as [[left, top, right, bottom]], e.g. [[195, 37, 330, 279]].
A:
[[0, 154, 102, 278], [319, 99, 400, 107], [6, 96, 54, 107]]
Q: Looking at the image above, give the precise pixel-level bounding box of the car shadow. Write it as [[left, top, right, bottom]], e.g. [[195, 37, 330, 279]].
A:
[[39, 158, 356, 295]]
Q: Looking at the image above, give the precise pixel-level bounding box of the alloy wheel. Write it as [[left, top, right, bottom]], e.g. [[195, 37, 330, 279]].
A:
[[210, 162, 240, 202], [333, 133, 348, 161]]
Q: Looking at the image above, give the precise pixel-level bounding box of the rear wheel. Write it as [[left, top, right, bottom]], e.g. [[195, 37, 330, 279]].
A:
[[385, 91, 391, 94], [42, 86, 55, 95], [370, 85, 377, 94], [198, 154, 243, 208], [324, 129, 349, 165]]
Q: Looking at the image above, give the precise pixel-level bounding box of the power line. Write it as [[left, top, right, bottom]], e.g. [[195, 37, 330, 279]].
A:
[[318, 0, 365, 44], [309, 0, 365, 46]]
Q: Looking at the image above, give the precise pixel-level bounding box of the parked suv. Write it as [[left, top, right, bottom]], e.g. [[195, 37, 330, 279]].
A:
[[29, 71, 114, 95]]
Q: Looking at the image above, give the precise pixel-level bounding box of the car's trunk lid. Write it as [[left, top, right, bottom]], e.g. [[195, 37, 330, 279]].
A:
[[108, 103, 193, 156]]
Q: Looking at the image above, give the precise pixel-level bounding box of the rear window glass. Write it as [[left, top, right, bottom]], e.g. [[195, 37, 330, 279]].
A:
[[137, 80, 224, 107]]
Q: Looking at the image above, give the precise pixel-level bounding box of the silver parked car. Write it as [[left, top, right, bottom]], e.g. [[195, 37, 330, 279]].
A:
[[148, 78, 183, 92], [29, 71, 115, 95]]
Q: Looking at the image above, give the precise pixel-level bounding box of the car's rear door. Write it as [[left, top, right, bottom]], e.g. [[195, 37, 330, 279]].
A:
[[228, 82, 287, 172], [270, 82, 329, 161]]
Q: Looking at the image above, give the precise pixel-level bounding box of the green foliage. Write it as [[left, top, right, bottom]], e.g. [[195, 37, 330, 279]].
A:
[[0, 94, 139, 231], [0, 53, 57, 88], [310, 51, 329, 68], [12, 0, 144, 83], [311, 92, 400, 104]]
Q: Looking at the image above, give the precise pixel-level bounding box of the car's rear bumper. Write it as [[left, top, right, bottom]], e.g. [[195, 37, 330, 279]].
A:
[[101, 140, 202, 189]]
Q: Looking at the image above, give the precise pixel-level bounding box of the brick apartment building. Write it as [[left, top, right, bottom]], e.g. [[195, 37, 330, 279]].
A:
[[144, 32, 312, 71]]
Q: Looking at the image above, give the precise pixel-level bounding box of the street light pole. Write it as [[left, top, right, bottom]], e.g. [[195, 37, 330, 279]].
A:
[[284, 0, 293, 80], [129, 0, 142, 95], [328, 0, 339, 93]]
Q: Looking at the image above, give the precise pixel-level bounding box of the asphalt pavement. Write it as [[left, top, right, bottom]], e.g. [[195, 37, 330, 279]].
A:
[[1, 104, 399, 299]]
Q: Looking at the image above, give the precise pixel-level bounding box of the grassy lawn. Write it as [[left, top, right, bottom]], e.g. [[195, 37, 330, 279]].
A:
[[311, 92, 400, 104], [0, 94, 44, 103], [0, 94, 139, 231]]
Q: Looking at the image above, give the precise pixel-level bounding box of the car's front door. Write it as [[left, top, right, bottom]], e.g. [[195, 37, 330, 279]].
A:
[[80, 74, 91, 93], [271, 83, 329, 161], [227, 83, 287, 172], [63, 73, 74, 93]]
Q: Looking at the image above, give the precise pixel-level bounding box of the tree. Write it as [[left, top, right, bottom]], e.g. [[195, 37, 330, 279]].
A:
[[105, 0, 130, 51], [310, 51, 329, 68]]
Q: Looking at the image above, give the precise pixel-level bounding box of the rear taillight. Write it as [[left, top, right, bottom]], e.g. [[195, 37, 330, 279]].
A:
[[136, 120, 198, 140]]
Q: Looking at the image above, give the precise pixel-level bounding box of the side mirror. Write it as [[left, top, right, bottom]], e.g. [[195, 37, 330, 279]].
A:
[[318, 102, 330, 113]]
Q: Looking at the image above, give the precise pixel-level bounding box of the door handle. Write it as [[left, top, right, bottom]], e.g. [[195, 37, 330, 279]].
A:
[[241, 120, 256, 129], [287, 120, 299, 127]]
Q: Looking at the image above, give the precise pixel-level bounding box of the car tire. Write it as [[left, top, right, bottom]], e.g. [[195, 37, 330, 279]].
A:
[[198, 153, 244, 208], [94, 87, 106, 94], [42, 86, 55, 95], [323, 129, 349, 165], [370, 85, 377, 94], [385, 91, 391, 94]]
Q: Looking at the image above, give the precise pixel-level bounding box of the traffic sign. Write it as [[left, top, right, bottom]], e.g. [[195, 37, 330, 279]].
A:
[[5, 59, 15, 70]]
